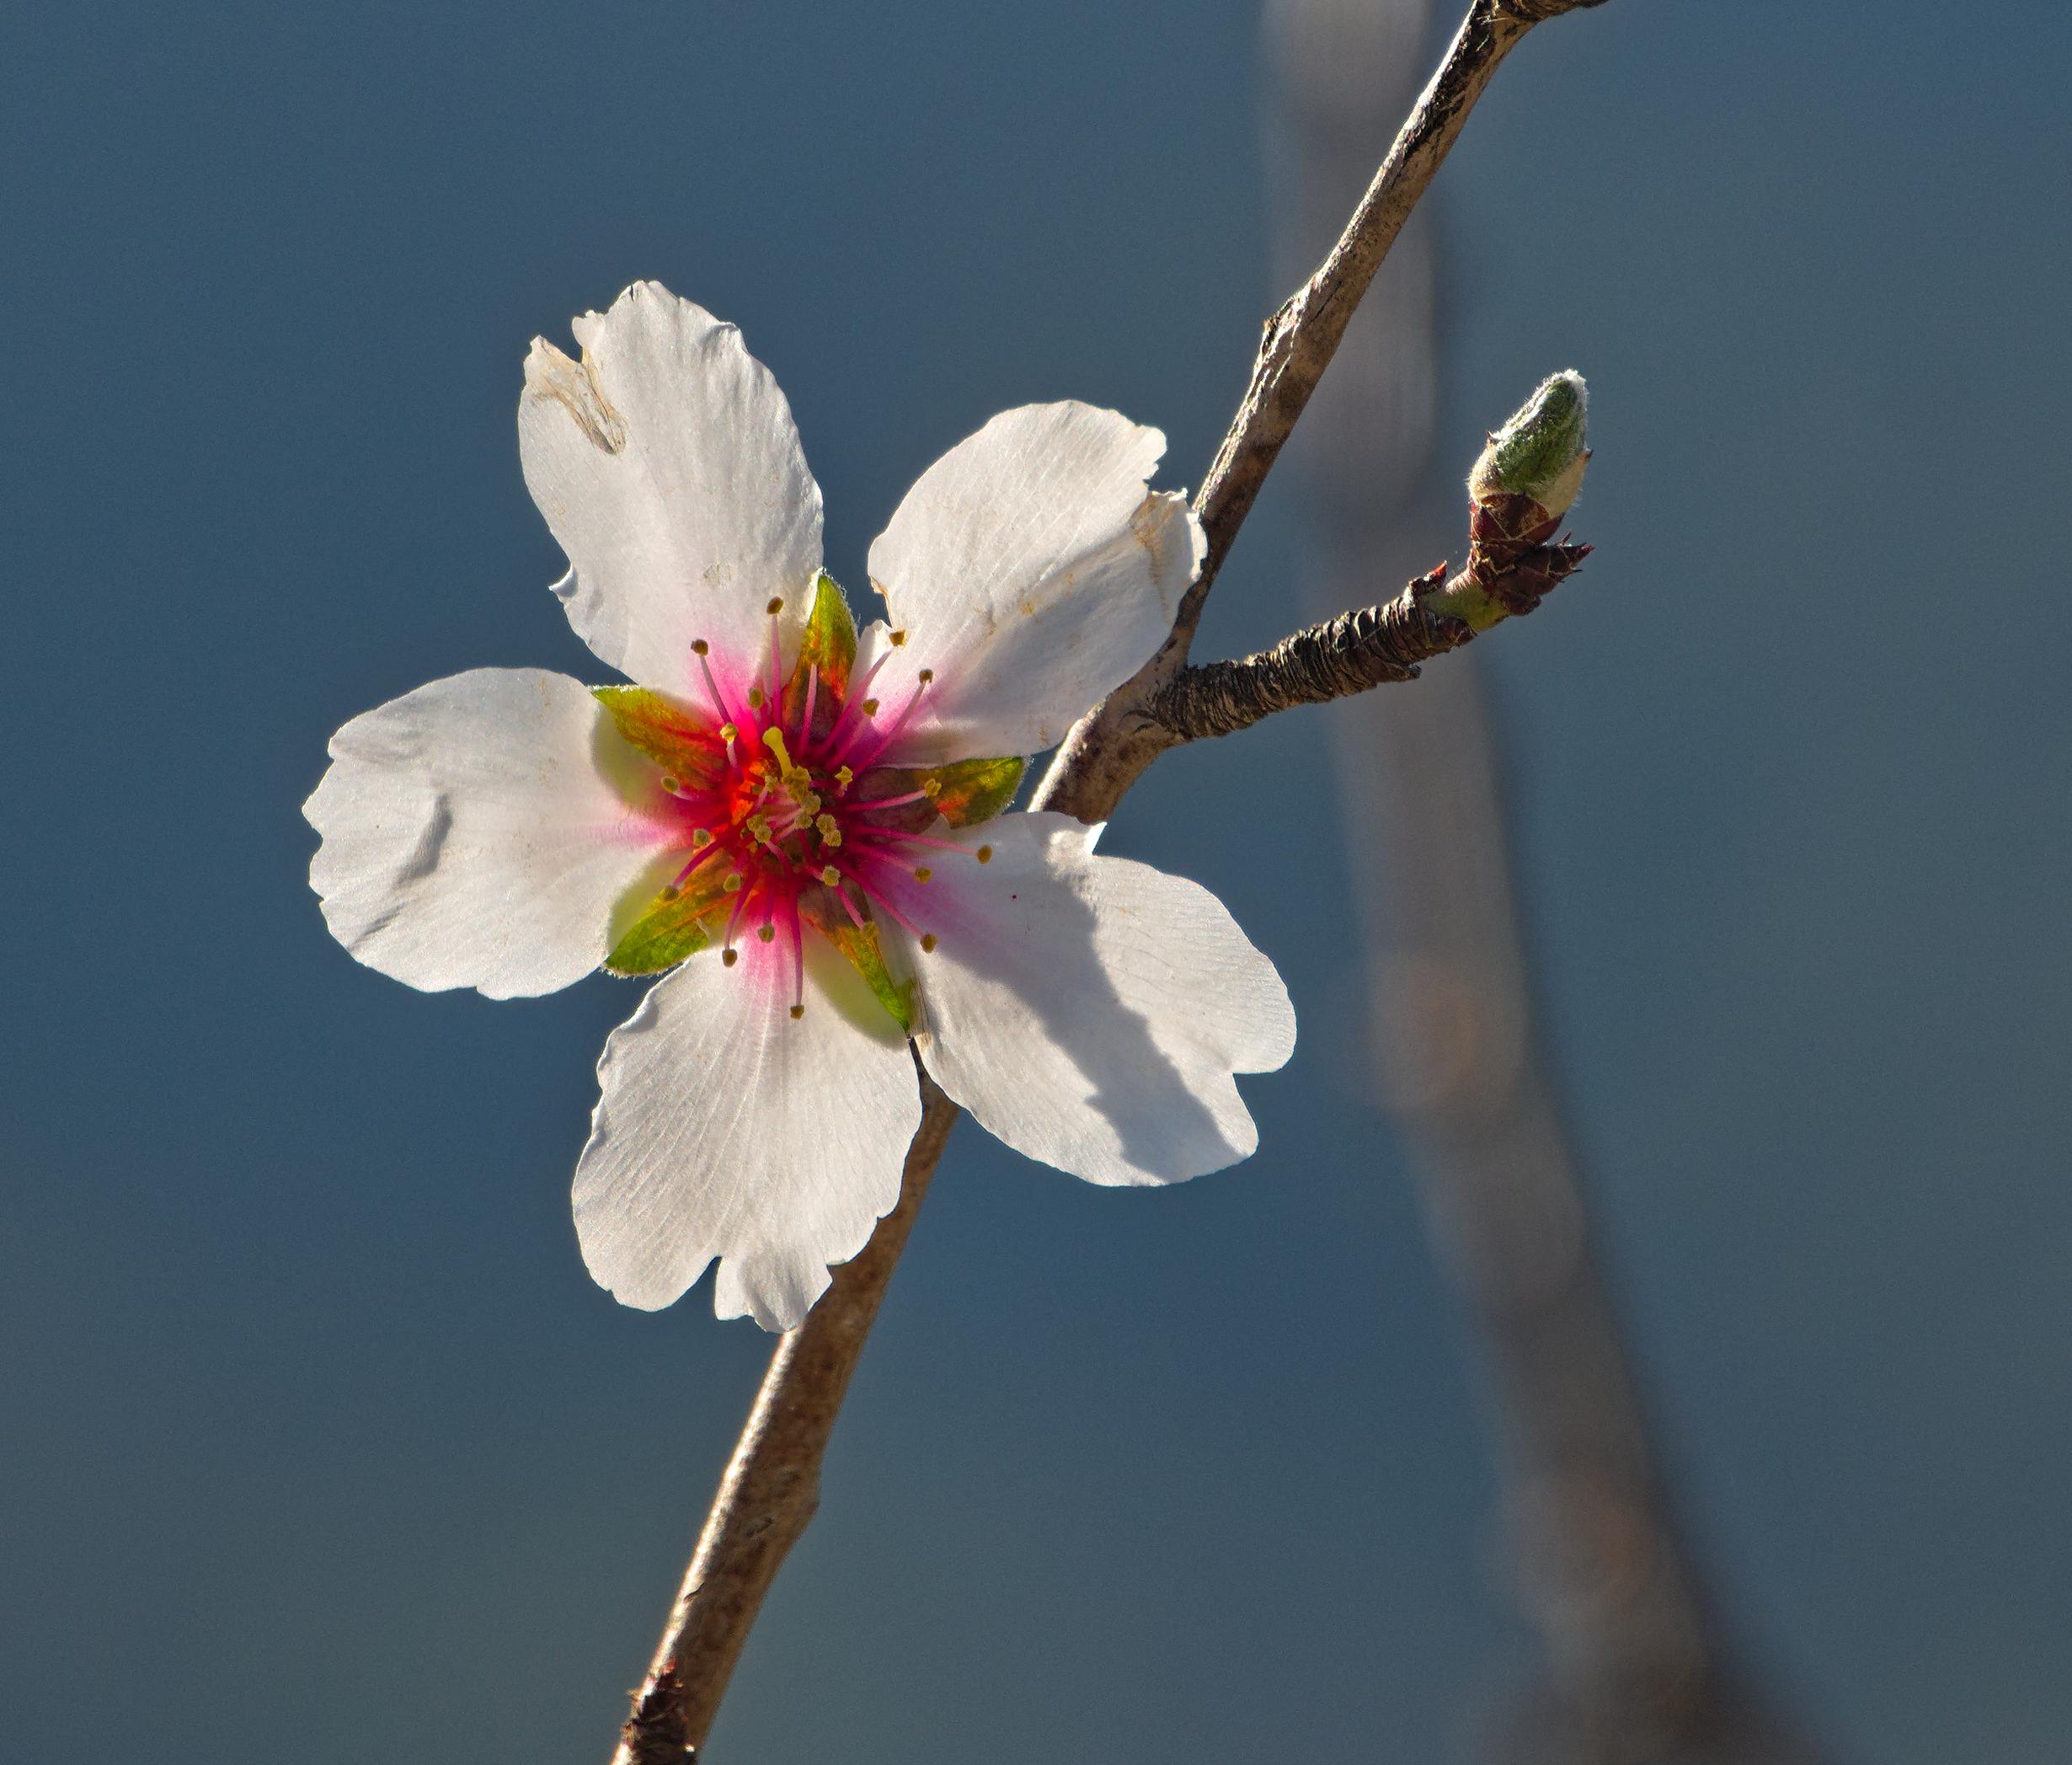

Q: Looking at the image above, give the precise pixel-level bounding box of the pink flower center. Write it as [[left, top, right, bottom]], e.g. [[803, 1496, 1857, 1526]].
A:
[[658, 618, 954, 1015]]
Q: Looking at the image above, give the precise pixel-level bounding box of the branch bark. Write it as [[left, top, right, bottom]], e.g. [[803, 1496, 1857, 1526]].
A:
[[606, 3, 1608, 1756]]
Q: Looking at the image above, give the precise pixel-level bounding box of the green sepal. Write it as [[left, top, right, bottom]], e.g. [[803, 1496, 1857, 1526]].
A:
[[925, 755, 1026, 827], [782, 570, 858, 735], [605, 858, 734, 976], [800, 891, 913, 1035], [592, 686, 723, 791], [855, 755, 1026, 833]]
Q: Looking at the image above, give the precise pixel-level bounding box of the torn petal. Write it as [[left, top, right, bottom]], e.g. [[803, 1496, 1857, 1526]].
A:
[[519, 281, 822, 698]]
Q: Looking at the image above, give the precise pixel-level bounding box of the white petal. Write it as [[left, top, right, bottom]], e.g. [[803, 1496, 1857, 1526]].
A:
[[878, 814, 1295, 1185], [519, 281, 822, 699], [572, 940, 922, 1328], [305, 669, 678, 999], [863, 403, 1204, 762]]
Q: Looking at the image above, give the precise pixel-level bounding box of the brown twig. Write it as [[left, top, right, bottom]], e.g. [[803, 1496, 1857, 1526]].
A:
[[1148, 537, 1589, 744], [606, 3, 1607, 1756]]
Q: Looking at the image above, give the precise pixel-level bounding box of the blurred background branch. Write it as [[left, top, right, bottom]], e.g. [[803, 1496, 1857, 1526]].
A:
[[1266, 1, 1834, 1760]]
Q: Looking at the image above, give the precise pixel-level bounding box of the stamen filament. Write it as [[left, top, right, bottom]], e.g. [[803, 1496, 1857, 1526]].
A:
[[844, 865, 927, 938], [669, 840, 727, 891], [785, 896, 805, 1019], [693, 643, 745, 731], [843, 826, 980, 856], [846, 671, 932, 773], [821, 650, 894, 761]]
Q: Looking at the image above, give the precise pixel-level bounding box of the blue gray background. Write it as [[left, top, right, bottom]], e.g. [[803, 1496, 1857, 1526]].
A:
[[4, 3, 2068, 1760]]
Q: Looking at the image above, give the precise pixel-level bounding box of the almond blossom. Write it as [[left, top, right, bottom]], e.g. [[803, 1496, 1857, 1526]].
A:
[[305, 281, 1295, 1329]]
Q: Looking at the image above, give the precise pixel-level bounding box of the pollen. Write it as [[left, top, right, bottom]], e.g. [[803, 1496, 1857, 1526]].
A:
[[921, 778, 942, 798], [921, 933, 937, 953], [692, 639, 710, 655], [789, 1003, 804, 1019], [814, 813, 838, 839], [835, 765, 854, 789], [861, 698, 878, 716], [719, 722, 739, 743], [914, 867, 933, 883], [975, 844, 993, 864], [757, 924, 776, 944], [723, 949, 739, 967], [918, 668, 934, 684], [747, 687, 765, 709], [724, 873, 744, 894], [692, 828, 713, 847], [889, 629, 908, 646], [820, 865, 841, 885], [766, 596, 784, 615]]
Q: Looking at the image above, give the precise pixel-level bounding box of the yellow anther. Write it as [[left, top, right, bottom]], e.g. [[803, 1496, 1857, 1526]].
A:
[[918, 668, 934, 684], [820, 864, 841, 885], [914, 866, 932, 883], [861, 698, 878, 716], [724, 873, 744, 894], [660, 775, 679, 794], [658, 883, 681, 901], [975, 844, 993, 864], [723, 948, 739, 967], [798, 792, 821, 815], [691, 828, 713, 848], [824, 828, 843, 848], [746, 816, 772, 843], [692, 639, 710, 656], [835, 765, 853, 788], [766, 596, 784, 615], [757, 923, 776, 944], [747, 687, 765, 709], [921, 933, 937, 954], [921, 778, 942, 798], [788, 1003, 804, 1019], [719, 722, 739, 742], [815, 813, 838, 838], [889, 628, 908, 646]]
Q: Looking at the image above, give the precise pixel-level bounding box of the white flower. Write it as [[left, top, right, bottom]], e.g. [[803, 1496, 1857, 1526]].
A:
[[305, 281, 1295, 1329]]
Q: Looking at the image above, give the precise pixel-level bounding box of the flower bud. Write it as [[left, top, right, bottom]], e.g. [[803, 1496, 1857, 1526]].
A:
[[1468, 370, 1589, 527]]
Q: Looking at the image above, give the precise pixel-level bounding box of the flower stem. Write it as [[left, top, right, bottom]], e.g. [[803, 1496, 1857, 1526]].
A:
[[607, 3, 1613, 1755]]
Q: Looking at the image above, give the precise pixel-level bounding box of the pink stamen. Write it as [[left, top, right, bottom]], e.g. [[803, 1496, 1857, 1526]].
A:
[[844, 826, 974, 856], [849, 788, 931, 813], [846, 675, 932, 774], [845, 864, 927, 938], [836, 885, 868, 929], [821, 650, 894, 762], [767, 607, 785, 711], [720, 878, 756, 955], [785, 896, 805, 1016], [669, 841, 726, 891], [694, 644, 744, 731]]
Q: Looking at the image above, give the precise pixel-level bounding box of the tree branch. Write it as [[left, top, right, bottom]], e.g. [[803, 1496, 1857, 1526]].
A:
[[606, 3, 1608, 1756], [614, 1072, 960, 1765], [1149, 532, 1589, 745]]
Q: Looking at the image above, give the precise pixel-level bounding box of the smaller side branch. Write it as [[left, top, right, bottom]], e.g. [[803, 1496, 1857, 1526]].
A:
[[1154, 568, 1471, 741], [1151, 525, 1589, 746]]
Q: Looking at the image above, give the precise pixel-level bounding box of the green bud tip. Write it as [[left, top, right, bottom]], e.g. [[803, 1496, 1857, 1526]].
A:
[[1469, 370, 1589, 519]]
